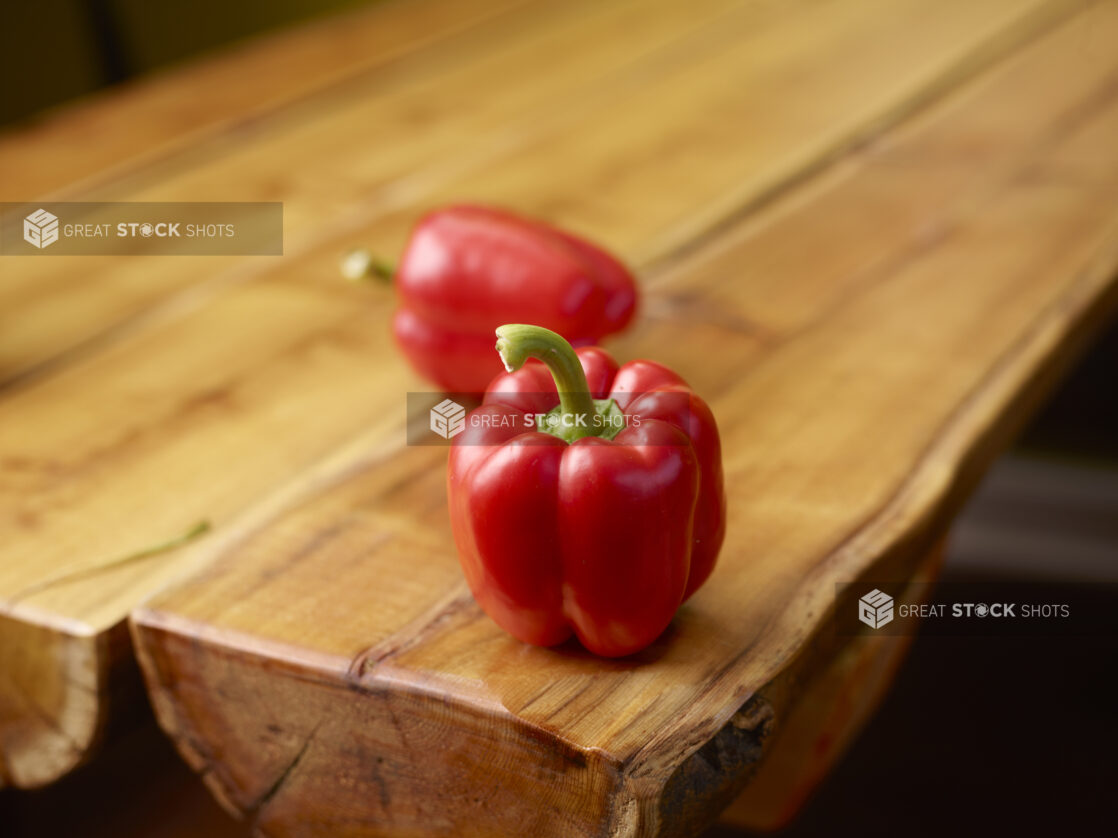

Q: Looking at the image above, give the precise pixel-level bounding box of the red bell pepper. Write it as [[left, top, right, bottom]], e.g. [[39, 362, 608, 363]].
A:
[[447, 324, 725, 657], [389, 206, 637, 392]]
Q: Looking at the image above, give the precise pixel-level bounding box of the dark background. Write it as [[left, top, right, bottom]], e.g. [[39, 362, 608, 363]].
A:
[[0, 0, 369, 125]]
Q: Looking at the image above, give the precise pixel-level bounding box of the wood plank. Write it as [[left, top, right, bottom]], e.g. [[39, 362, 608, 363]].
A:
[[0, 0, 1066, 385], [0, 0, 528, 200], [126, 3, 1118, 834], [718, 544, 943, 831], [0, 0, 1095, 792], [0, 0, 740, 382]]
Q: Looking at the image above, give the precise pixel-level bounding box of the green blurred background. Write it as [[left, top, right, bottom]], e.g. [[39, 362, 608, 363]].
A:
[[0, 0, 371, 125]]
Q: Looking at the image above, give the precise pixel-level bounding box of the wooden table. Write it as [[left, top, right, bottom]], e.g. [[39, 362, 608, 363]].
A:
[[2, 0, 1116, 834]]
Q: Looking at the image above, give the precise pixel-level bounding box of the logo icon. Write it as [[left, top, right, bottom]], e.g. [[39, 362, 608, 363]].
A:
[[858, 588, 894, 629], [430, 398, 466, 439], [24, 208, 59, 249]]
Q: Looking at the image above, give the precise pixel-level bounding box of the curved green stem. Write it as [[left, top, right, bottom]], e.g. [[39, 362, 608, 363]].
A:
[[495, 324, 600, 442]]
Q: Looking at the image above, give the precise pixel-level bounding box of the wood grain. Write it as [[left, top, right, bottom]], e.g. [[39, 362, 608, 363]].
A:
[[0, 0, 1077, 791], [123, 3, 1118, 834], [0, 0, 1066, 385], [0, 0, 528, 201], [719, 543, 944, 831]]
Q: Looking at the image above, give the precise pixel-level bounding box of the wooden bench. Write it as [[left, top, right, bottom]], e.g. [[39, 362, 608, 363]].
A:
[[2, 0, 1116, 833]]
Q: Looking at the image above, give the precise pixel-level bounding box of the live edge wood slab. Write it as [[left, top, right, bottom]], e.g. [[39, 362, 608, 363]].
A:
[[1, 0, 1078, 795], [121, 3, 1118, 836], [2, 0, 1117, 832]]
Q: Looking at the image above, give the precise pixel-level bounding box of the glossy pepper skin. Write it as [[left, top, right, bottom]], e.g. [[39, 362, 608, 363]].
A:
[[447, 325, 724, 657], [392, 206, 638, 392]]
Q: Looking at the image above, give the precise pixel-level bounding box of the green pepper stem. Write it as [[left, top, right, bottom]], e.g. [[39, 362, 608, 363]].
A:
[[340, 248, 395, 283], [495, 324, 598, 441]]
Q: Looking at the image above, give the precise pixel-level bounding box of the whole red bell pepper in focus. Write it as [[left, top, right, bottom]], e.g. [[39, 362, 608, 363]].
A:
[[391, 206, 637, 392], [448, 324, 725, 657]]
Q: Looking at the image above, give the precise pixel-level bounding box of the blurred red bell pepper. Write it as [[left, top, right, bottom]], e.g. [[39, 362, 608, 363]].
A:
[[389, 206, 637, 392], [448, 324, 724, 657]]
